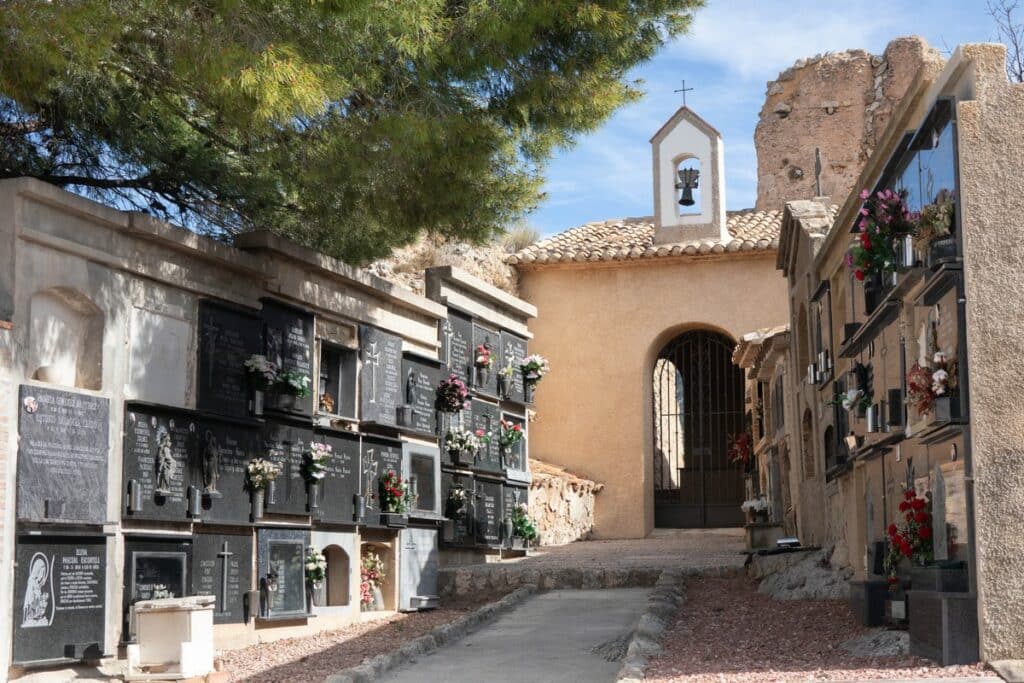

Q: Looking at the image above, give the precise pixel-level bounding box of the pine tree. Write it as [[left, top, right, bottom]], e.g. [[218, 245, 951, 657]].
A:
[[0, 1, 703, 262]]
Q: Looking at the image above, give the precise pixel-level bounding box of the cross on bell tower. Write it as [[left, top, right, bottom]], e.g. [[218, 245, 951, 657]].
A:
[[674, 80, 695, 107]]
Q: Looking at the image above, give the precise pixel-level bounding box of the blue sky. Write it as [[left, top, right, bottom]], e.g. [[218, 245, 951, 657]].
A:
[[530, 0, 997, 236]]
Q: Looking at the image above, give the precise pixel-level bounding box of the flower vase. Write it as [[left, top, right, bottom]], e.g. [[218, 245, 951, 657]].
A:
[[863, 272, 882, 316], [503, 517, 514, 544], [755, 509, 769, 524], [251, 488, 265, 521], [251, 390, 264, 417], [497, 374, 508, 400], [308, 481, 321, 512], [524, 383, 535, 404], [309, 580, 325, 607], [266, 479, 277, 507], [371, 586, 384, 611], [397, 404, 414, 427]]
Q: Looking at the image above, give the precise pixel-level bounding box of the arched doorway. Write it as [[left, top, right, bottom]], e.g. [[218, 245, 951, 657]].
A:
[[653, 329, 745, 528]]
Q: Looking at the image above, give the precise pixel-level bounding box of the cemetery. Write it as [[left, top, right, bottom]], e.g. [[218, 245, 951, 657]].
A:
[[0, 178, 542, 676], [3, 3, 1024, 681]]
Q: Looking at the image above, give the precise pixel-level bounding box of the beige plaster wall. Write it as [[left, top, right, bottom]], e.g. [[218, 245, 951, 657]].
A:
[[518, 254, 788, 538], [955, 43, 1024, 661]]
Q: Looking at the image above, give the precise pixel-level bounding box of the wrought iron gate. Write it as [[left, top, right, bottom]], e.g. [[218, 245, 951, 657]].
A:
[[653, 330, 745, 528]]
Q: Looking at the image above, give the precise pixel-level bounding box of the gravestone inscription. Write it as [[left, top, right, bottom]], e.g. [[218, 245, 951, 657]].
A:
[[198, 419, 258, 525], [401, 354, 441, 435], [361, 436, 404, 526], [358, 325, 403, 426], [262, 300, 315, 416], [472, 323, 500, 397], [121, 537, 192, 638], [470, 399, 502, 474], [441, 312, 473, 384], [499, 332, 528, 403], [315, 430, 360, 523], [13, 536, 106, 664], [502, 483, 528, 523], [123, 405, 198, 521], [262, 419, 315, 516], [197, 301, 261, 418], [193, 533, 252, 624], [17, 386, 109, 524], [474, 478, 502, 547]]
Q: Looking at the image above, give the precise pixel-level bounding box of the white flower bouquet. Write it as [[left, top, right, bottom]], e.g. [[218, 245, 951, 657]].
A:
[[247, 457, 282, 490]]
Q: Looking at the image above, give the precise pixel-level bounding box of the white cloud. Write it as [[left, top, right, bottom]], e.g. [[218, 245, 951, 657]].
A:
[[679, 0, 914, 79]]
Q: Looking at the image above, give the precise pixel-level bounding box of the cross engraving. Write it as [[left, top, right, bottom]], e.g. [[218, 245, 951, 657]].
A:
[[442, 320, 453, 366], [364, 455, 379, 510], [674, 80, 695, 107], [364, 341, 381, 403], [217, 541, 233, 615]]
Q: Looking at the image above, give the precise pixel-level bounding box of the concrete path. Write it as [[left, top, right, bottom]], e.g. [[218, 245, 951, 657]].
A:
[[380, 588, 649, 683]]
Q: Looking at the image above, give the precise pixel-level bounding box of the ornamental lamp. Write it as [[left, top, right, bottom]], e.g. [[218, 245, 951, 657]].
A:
[[676, 168, 700, 206]]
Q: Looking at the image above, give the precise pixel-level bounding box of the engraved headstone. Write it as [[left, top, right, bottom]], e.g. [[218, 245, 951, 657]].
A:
[[193, 533, 253, 624], [262, 300, 315, 415], [361, 436, 404, 527], [17, 386, 109, 524], [197, 419, 258, 525], [401, 354, 441, 435], [441, 471, 474, 546], [932, 464, 948, 561], [474, 478, 502, 547], [197, 301, 261, 418], [441, 312, 473, 384], [398, 528, 440, 611], [315, 430, 360, 524], [503, 483, 528, 524], [470, 399, 502, 474], [123, 406, 198, 521], [472, 323, 500, 397], [256, 528, 309, 617], [262, 419, 315, 516], [13, 536, 106, 664], [499, 332, 528, 403], [358, 325, 403, 426]]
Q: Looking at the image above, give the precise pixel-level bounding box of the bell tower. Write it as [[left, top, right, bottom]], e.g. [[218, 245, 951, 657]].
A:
[[650, 106, 728, 244]]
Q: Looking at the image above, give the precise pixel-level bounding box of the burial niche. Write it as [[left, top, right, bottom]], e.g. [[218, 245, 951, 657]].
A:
[[28, 287, 104, 390], [324, 545, 350, 607]]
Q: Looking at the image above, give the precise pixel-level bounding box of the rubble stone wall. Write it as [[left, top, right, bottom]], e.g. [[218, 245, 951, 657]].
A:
[[528, 460, 603, 546]]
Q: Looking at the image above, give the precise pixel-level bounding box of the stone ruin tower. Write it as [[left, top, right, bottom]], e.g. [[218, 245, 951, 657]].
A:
[[754, 36, 943, 210]]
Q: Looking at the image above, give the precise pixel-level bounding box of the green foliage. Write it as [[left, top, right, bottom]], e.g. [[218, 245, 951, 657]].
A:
[[0, 0, 703, 262]]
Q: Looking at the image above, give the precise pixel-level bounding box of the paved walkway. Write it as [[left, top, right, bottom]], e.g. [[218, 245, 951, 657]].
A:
[[512, 528, 746, 572], [380, 588, 649, 683]]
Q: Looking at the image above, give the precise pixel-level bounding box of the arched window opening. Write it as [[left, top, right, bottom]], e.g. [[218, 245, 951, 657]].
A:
[[675, 157, 702, 217]]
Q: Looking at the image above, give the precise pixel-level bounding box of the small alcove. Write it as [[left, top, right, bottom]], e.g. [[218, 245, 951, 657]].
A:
[[324, 544, 350, 607], [28, 287, 104, 390]]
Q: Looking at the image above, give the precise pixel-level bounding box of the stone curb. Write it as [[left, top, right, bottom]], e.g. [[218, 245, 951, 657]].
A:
[[616, 569, 686, 682], [321, 584, 538, 683]]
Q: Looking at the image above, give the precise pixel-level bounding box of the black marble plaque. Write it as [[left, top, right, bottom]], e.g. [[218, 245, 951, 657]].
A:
[[472, 324, 500, 398], [197, 419, 259, 525], [503, 483, 529, 521], [17, 386, 109, 524], [122, 537, 191, 636], [361, 436, 404, 527], [470, 399, 502, 474], [193, 533, 253, 624], [123, 405, 199, 522], [401, 354, 441, 435], [315, 430, 361, 524], [13, 535, 106, 664], [499, 332, 528, 404], [440, 311, 473, 384], [257, 528, 309, 617], [441, 470, 474, 546], [197, 301, 261, 418], [359, 325, 403, 426], [262, 419, 315, 516], [474, 478, 502, 547], [262, 300, 315, 416]]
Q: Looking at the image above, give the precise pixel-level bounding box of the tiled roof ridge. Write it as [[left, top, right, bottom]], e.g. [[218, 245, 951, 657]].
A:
[[508, 206, 835, 267]]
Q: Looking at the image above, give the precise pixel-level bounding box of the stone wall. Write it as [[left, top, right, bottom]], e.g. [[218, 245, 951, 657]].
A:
[[528, 459, 603, 546], [755, 36, 941, 211]]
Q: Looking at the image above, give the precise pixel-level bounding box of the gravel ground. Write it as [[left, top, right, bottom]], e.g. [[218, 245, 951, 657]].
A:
[[645, 577, 991, 682], [218, 595, 501, 683]]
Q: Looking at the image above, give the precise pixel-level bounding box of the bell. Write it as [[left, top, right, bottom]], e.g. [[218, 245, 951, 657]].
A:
[[676, 168, 700, 206]]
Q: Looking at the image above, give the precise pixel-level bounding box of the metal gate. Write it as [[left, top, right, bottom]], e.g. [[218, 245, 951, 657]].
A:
[[653, 330, 745, 528]]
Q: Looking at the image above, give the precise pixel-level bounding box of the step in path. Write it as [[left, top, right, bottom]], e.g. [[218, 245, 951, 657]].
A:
[[379, 588, 651, 683]]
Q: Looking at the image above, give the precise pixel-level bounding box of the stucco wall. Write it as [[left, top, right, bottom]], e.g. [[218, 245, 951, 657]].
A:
[[518, 254, 788, 538], [956, 43, 1024, 661]]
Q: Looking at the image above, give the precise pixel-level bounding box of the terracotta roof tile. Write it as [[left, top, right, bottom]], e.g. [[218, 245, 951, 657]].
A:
[[508, 207, 836, 266]]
